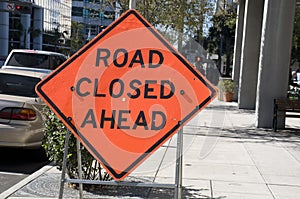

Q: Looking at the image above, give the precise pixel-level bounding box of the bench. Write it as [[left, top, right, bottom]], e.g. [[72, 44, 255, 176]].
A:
[[273, 99, 300, 131]]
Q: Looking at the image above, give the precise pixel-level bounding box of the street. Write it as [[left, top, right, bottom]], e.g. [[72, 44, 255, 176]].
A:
[[0, 147, 49, 193]]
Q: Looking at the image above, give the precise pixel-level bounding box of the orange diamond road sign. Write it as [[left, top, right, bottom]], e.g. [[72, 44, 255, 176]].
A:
[[36, 10, 216, 180]]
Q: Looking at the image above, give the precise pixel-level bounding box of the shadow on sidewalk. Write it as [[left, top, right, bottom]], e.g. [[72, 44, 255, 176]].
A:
[[186, 125, 300, 144], [80, 186, 215, 199], [12, 172, 221, 199]]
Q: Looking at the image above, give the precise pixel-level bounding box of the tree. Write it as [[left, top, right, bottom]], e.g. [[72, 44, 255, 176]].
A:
[[291, 4, 300, 64], [70, 21, 85, 55], [207, 3, 236, 76], [117, 0, 214, 52]]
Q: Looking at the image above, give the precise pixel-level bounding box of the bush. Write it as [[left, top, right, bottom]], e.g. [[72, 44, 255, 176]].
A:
[[218, 79, 235, 93], [42, 107, 111, 181]]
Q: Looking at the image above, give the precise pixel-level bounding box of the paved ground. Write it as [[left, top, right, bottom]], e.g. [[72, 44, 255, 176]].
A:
[[1, 99, 300, 199]]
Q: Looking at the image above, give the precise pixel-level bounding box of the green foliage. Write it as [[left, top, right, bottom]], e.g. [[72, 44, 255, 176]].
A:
[[207, 7, 236, 53], [218, 79, 235, 93], [118, 0, 214, 47], [42, 107, 111, 181], [207, 4, 237, 76], [288, 86, 300, 100], [70, 21, 85, 55], [291, 4, 300, 63]]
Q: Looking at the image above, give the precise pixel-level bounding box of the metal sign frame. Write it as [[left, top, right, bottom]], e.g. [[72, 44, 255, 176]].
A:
[[58, 128, 183, 199]]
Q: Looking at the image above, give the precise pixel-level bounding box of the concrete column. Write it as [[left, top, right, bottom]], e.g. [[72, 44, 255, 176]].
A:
[[20, 14, 31, 49], [33, 7, 43, 50], [238, 0, 264, 109], [232, 0, 245, 101], [0, 1, 9, 60], [256, 0, 296, 128]]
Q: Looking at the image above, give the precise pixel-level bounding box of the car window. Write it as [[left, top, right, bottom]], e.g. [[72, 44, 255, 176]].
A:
[[6, 52, 50, 69], [0, 74, 40, 97], [50, 55, 66, 69]]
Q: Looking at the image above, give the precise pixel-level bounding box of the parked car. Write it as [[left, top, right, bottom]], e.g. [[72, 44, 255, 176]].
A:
[[1, 49, 67, 73], [0, 68, 47, 148]]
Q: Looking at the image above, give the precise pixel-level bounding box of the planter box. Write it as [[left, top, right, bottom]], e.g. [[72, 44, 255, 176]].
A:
[[222, 92, 233, 102]]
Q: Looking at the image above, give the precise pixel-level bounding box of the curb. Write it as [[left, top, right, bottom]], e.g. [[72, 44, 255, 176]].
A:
[[0, 164, 55, 199]]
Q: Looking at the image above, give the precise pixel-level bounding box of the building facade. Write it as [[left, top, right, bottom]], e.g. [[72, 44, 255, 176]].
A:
[[72, 0, 121, 41], [0, 0, 72, 65], [34, 0, 72, 53]]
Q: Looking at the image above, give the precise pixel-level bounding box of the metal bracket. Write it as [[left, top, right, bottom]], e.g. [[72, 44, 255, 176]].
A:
[[58, 128, 183, 199]]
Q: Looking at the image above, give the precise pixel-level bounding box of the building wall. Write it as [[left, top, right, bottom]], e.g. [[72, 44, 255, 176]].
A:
[[0, 0, 72, 58], [72, 0, 117, 41], [0, 1, 9, 65], [35, 0, 71, 35], [34, 0, 72, 52]]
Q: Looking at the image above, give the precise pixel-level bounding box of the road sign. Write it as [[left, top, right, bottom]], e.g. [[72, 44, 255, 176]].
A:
[[36, 10, 216, 180], [6, 1, 32, 14], [7, 3, 15, 11]]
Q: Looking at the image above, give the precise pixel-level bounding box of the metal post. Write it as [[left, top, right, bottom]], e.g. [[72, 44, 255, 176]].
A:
[[58, 129, 71, 199], [76, 139, 84, 199], [129, 0, 136, 9], [174, 128, 183, 199]]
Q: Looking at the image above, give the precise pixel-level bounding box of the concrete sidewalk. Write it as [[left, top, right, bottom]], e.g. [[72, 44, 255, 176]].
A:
[[2, 99, 300, 198]]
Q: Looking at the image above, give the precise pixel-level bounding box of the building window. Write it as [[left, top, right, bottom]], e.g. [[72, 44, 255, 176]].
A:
[[72, 7, 83, 17], [83, 8, 89, 18], [90, 9, 100, 19]]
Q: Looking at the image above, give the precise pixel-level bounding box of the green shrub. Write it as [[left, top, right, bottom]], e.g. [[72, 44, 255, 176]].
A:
[[218, 79, 235, 93], [42, 107, 111, 181]]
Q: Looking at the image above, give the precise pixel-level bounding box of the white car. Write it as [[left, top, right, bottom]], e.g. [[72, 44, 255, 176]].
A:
[[2, 49, 67, 73], [0, 68, 47, 148]]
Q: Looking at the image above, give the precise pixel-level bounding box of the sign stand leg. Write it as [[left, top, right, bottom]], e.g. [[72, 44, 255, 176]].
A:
[[174, 128, 183, 199], [57, 128, 184, 198], [58, 129, 71, 199], [76, 139, 84, 199], [58, 128, 184, 199]]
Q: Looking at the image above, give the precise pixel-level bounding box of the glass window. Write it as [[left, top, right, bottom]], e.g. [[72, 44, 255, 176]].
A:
[[90, 9, 100, 19], [7, 52, 50, 69], [0, 74, 40, 97], [83, 8, 89, 18], [6, 52, 66, 70], [72, 7, 83, 17], [50, 55, 66, 69]]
